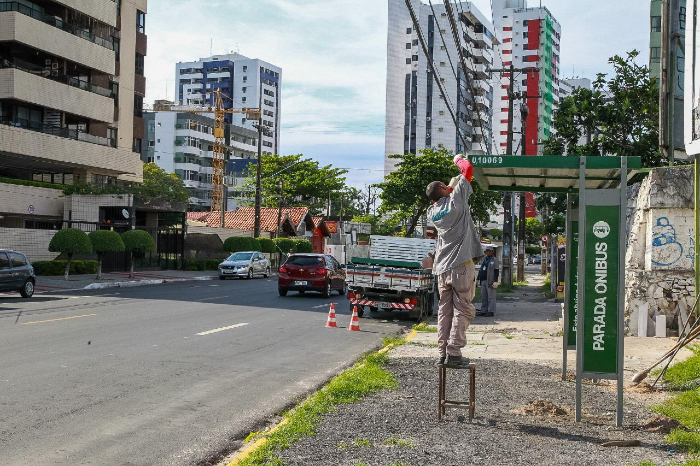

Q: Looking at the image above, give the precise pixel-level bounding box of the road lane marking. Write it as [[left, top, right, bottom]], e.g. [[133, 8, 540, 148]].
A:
[[199, 295, 229, 301], [196, 323, 248, 336], [21, 314, 97, 325]]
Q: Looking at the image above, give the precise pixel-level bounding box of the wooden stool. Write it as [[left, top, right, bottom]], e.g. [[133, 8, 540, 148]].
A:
[[438, 363, 476, 421]]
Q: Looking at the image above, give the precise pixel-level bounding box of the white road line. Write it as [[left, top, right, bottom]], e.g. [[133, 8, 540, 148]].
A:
[[196, 323, 249, 336], [199, 296, 229, 301]]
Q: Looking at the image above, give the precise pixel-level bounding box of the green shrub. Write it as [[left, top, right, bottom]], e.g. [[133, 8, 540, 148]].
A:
[[258, 237, 275, 254], [122, 230, 156, 278], [33, 260, 98, 276], [89, 230, 125, 279], [223, 236, 252, 253], [273, 238, 296, 255], [525, 246, 540, 255], [184, 259, 223, 271], [249, 237, 262, 252], [48, 228, 92, 279], [293, 238, 313, 253]]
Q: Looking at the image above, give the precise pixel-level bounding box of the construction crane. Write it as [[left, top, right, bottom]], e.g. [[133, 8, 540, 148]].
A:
[[153, 90, 261, 221]]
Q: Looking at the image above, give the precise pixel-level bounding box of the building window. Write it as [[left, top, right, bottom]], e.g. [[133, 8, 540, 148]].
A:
[[406, 43, 412, 49], [406, 58, 411, 64], [650, 47, 662, 61], [413, 55, 419, 61], [242, 97, 247, 102], [503, 27, 512, 31], [651, 16, 662, 32], [135, 53, 145, 75], [523, 32, 529, 38], [406, 27, 412, 34], [412, 39, 418, 45], [243, 65, 248, 72], [242, 87, 247, 93], [114, 38, 120, 61], [136, 10, 146, 34], [133, 138, 142, 153], [523, 20, 529, 26], [134, 95, 143, 117]]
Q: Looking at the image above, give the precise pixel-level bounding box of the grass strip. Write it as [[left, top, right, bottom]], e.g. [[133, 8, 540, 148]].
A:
[[235, 345, 400, 465], [653, 346, 700, 456], [413, 322, 437, 332]]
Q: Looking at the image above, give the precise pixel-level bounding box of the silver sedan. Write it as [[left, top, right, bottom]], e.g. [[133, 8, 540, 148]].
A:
[[218, 251, 271, 279]]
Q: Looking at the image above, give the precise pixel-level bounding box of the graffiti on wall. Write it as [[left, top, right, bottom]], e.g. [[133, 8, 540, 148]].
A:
[[651, 217, 691, 268]]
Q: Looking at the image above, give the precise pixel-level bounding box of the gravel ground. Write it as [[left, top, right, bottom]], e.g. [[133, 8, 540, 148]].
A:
[[276, 357, 687, 466]]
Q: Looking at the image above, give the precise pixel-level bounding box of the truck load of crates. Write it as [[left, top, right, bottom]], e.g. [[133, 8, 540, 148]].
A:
[[345, 235, 436, 321]]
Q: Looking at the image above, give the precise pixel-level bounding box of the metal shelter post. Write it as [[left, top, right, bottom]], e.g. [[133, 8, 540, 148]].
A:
[[563, 195, 571, 380], [696, 157, 700, 301], [575, 156, 586, 423], [616, 156, 627, 428]]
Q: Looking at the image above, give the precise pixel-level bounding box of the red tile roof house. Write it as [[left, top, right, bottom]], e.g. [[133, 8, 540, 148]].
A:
[[186, 207, 331, 254]]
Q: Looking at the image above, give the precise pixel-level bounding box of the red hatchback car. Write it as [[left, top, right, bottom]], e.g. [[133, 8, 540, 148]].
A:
[[278, 254, 347, 298]]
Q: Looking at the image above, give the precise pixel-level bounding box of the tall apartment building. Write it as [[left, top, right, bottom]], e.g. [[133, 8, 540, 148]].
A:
[[559, 77, 591, 100], [385, 0, 499, 175], [0, 0, 147, 186], [491, 0, 560, 156], [141, 110, 257, 211], [175, 53, 281, 156], [649, 0, 663, 80]]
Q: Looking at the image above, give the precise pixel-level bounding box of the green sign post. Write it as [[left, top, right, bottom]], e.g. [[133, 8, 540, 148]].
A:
[[575, 156, 627, 428], [582, 204, 620, 375], [566, 220, 578, 349]]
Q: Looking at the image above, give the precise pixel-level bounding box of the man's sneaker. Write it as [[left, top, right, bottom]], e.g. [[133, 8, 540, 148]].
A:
[[444, 355, 471, 368], [436, 355, 446, 366]]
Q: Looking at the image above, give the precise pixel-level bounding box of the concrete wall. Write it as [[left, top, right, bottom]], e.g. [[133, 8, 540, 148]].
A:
[[0, 182, 64, 218], [625, 167, 695, 336], [0, 227, 59, 262], [64, 194, 133, 223]]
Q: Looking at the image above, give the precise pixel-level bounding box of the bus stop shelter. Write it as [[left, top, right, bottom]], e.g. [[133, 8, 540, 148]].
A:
[[469, 155, 642, 427]]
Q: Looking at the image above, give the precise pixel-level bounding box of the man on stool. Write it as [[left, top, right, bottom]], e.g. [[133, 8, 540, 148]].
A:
[[477, 245, 499, 317], [426, 154, 483, 369]]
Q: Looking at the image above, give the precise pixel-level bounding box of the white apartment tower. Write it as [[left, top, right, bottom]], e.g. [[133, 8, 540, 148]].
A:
[[385, 0, 499, 175], [491, 0, 561, 156], [175, 53, 281, 156]]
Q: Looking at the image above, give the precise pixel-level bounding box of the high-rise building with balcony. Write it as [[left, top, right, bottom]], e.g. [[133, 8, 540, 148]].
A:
[[0, 0, 147, 185], [175, 53, 281, 156], [491, 0, 561, 156], [141, 110, 257, 211], [385, 0, 499, 175]]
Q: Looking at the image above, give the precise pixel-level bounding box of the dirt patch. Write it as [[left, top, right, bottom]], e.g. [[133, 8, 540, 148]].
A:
[[512, 399, 571, 417], [626, 382, 660, 394], [642, 415, 685, 434]]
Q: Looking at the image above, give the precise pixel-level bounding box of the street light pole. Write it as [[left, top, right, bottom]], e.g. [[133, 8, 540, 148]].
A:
[[254, 99, 264, 238]]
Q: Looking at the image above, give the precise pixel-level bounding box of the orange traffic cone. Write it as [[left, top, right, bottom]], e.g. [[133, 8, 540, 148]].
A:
[[325, 303, 338, 328], [348, 305, 360, 332]]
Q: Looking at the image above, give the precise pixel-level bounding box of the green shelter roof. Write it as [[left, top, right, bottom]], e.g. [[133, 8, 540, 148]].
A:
[[470, 155, 642, 193]]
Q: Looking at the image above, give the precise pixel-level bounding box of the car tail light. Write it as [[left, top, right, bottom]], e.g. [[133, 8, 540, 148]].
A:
[[279, 267, 288, 273], [411, 299, 418, 305], [348, 292, 355, 298], [309, 268, 327, 275]]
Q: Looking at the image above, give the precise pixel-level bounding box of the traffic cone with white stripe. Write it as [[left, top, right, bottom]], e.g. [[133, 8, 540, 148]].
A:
[[325, 303, 337, 328], [348, 305, 360, 332]]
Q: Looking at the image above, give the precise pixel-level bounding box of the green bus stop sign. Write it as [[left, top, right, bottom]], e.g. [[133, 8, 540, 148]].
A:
[[582, 204, 620, 375]]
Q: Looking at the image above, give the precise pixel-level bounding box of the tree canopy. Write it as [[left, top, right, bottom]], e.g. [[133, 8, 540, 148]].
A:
[[242, 154, 348, 215], [132, 162, 190, 203], [543, 50, 661, 167], [377, 148, 500, 237]]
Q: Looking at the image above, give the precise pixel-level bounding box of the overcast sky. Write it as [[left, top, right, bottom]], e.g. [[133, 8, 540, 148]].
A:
[[145, 0, 650, 187]]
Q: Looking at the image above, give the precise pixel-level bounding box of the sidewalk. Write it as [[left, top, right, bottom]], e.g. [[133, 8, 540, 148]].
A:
[[32, 270, 219, 293], [267, 272, 694, 466]]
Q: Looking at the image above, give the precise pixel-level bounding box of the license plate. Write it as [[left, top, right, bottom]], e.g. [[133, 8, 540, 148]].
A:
[[375, 302, 392, 308], [294, 281, 308, 286], [223, 270, 234, 274]]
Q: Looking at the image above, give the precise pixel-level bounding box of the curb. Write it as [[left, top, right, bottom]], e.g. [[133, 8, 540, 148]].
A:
[[227, 328, 419, 465], [35, 276, 217, 294]]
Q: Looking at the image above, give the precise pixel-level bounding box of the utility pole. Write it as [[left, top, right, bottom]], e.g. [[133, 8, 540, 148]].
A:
[[253, 114, 264, 238], [275, 178, 284, 238], [502, 63, 516, 287], [517, 92, 529, 282]]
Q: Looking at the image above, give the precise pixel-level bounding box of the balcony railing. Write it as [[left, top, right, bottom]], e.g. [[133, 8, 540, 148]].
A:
[[0, 1, 115, 51], [1, 117, 115, 148], [0, 58, 114, 98]]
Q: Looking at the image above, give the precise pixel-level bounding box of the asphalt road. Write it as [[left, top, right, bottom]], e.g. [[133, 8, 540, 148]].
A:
[[0, 277, 411, 465]]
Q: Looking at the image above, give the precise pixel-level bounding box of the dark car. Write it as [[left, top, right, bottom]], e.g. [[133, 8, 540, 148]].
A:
[[278, 254, 347, 298], [0, 250, 35, 298]]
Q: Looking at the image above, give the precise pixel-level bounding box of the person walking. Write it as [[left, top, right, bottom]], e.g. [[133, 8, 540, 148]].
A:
[[426, 154, 483, 368], [477, 245, 499, 317]]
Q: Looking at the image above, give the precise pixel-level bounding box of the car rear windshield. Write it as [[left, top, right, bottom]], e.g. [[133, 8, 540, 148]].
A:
[[228, 253, 253, 261], [287, 256, 324, 266]]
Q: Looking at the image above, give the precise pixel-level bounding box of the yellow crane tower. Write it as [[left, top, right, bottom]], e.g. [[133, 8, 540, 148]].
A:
[[153, 90, 261, 220]]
